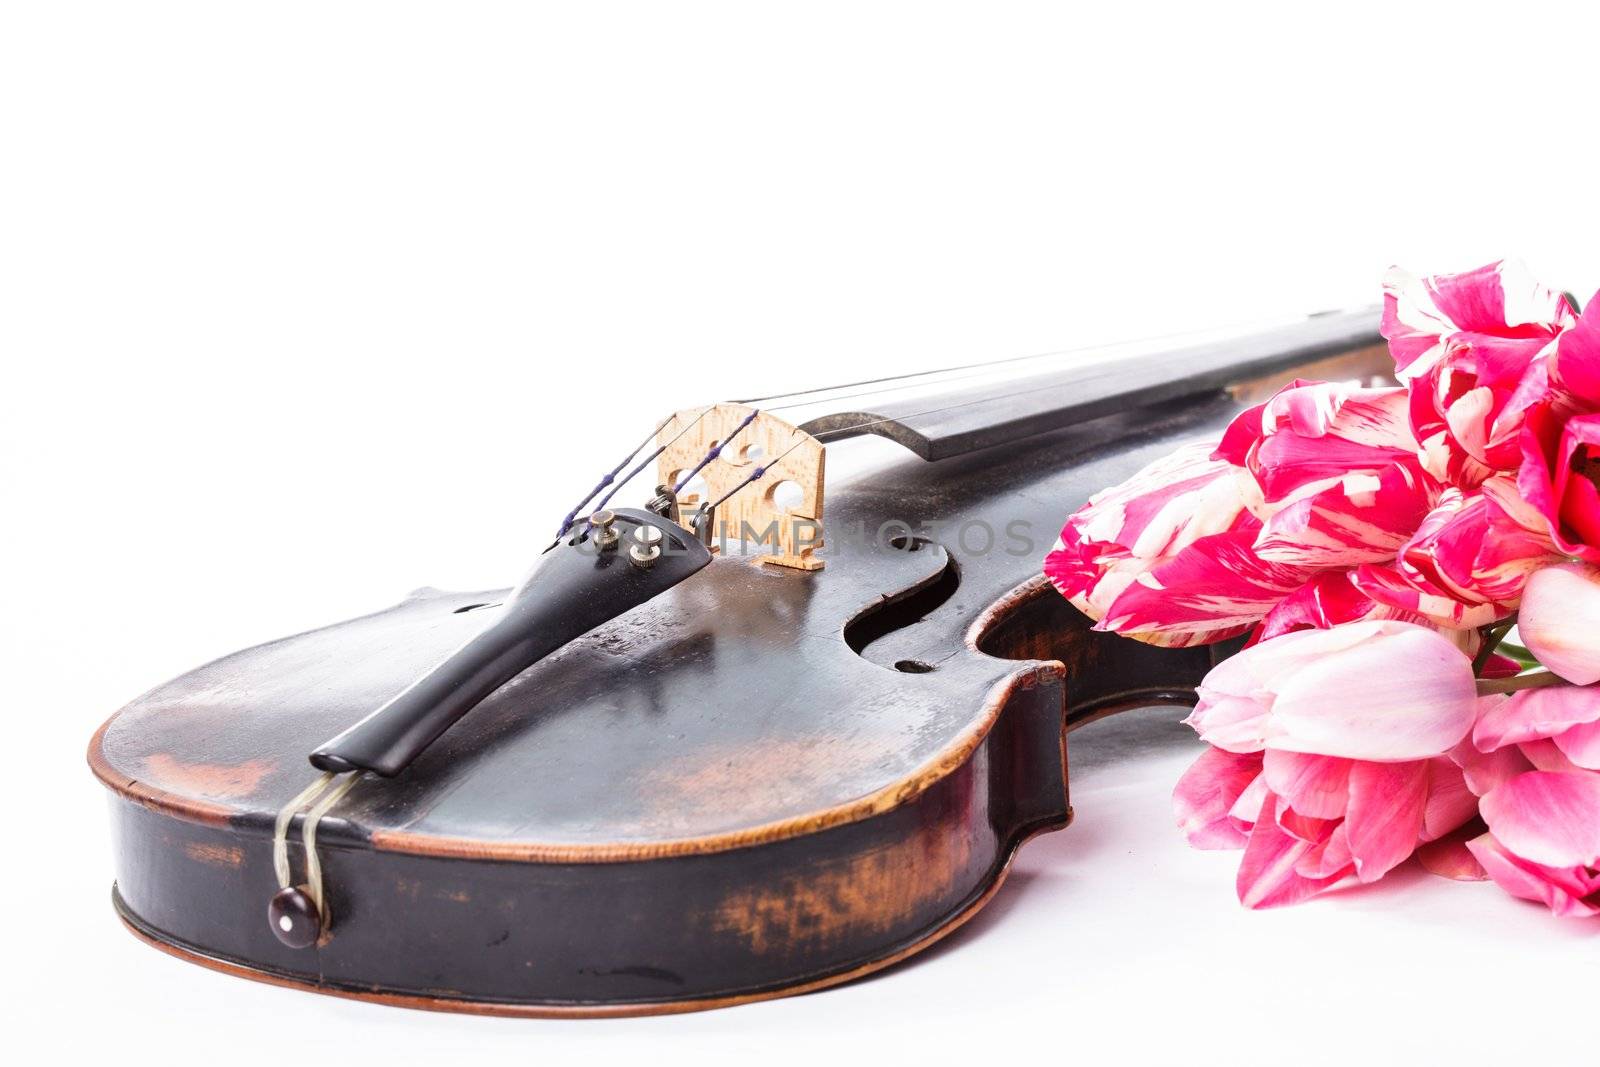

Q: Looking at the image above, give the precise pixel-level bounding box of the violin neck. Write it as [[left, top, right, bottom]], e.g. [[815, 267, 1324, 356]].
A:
[[797, 308, 1385, 461]]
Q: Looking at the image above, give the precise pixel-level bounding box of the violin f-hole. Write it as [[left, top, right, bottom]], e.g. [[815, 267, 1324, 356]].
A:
[[843, 540, 961, 667]]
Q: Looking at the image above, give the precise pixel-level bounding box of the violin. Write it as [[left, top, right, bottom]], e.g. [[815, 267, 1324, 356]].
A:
[[88, 311, 1386, 1017]]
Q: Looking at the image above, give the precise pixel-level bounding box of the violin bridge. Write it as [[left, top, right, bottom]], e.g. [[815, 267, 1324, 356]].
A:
[[657, 403, 826, 571]]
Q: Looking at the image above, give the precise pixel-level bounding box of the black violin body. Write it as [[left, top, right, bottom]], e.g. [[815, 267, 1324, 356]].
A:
[[89, 312, 1387, 1015]]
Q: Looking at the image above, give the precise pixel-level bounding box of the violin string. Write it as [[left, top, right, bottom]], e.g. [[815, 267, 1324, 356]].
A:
[[697, 432, 811, 516], [795, 361, 1191, 443], [563, 310, 1324, 531], [696, 370, 1174, 526], [671, 408, 760, 494], [700, 374, 1151, 522], [553, 414, 677, 540], [698, 381, 1067, 521], [546, 405, 721, 551], [761, 363, 1024, 414], [588, 404, 719, 519], [732, 310, 1309, 407]]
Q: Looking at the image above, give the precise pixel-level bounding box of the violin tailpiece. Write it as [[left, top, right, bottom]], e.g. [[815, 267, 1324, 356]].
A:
[[656, 403, 826, 571]]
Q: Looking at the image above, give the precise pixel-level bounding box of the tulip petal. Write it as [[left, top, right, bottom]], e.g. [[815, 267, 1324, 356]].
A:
[[1473, 684, 1600, 751], [1255, 570, 1409, 643], [1188, 620, 1414, 753], [1044, 441, 1264, 646], [1352, 563, 1503, 630], [1421, 757, 1478, 841], [1416, 820, 1490, 881], [1261, 750, 1350, 820], [1530, 412, 1600, 561], [1343, 760, 1430, 882], [1450, 723, 1535, 795], [1228, 771, 1270, 833], [1465, 831, 1600, 918], [1296, 823, 1354, 880], [1517, 563, 1600, 686], [1266, 625, 1477, 760], [1097, 529, 1312, 647], [1478, 770, 1600, 868], [1518, 738, 1584, 774], [1253, 462, 1433, 570], [1553, 719, 1600, 770], [1173, 746, 1263, 850], [1551, 297, 1600, 405], [1236, 795, 1350, 908]]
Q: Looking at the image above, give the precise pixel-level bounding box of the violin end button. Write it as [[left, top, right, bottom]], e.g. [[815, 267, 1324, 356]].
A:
[[268, 886, 321, 949]]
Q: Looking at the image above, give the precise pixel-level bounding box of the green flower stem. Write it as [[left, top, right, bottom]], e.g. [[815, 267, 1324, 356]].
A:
[[1475, 669, 1568, 696], [1471, 616, 1518, 676]]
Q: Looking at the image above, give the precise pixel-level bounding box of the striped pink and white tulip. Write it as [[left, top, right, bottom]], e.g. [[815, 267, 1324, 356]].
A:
[[1043, 442, 1278, 647], [1351, 477, 1561, 628], [1383, 260, 1575, 487], [1046, 379, 1442, 648]]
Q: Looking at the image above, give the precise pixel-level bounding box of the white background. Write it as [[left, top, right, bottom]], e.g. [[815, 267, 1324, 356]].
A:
[[5, 2, 1599, 1063]]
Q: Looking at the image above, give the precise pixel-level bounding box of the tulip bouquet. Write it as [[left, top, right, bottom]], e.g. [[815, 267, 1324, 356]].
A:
[[1044, 261, 1600, 915]]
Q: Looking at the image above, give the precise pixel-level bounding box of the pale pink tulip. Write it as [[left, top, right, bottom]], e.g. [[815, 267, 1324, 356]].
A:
[[1383, 261, 1574, 486], [1186, 620, 1479, 760], [1176, 618, 1482, 908], [1518, 563, 1600, 686]]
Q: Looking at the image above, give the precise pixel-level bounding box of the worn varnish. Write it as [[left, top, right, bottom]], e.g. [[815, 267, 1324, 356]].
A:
[[89, 314, 1388, 1015]]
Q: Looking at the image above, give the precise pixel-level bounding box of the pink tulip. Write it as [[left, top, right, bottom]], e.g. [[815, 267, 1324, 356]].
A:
[[1383, 261, 1574, 486], [1453, 686, 1600, 917], [1044, 441, 1307, 647], [1466, 768, 1600, 918], [1172, 745, 1262, 850], [1173, 743, 1476, 908], [1186, 619, 1479, 760], [1473, 685, 1600, 772], [1465, 828, 1600, 918], [1518, 562, 1600, 686]]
